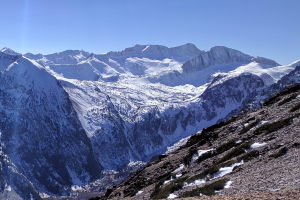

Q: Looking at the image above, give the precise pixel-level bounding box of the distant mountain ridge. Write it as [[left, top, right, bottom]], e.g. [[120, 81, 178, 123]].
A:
[[0, 44, 299, 199], [182, 46, 279, 73]]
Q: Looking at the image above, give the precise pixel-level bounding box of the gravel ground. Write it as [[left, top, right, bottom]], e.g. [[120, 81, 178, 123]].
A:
[[177, 189, 300, 200]]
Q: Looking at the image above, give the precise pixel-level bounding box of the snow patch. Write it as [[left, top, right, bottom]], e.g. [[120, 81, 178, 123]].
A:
[[250, 142, 267, 149], [135, 190, 143, 195], [191, 149, 213, 162], [236, 140, 242, 144], [164, 178, 174, 185], [224, 180, 233, 189], [5, 185, 12, 192], [167, 193, 178, 199], [173, 164, 185, 173], [39, 193, 50, 198], [142, 46, 150, 52], [165, 136, 190, 154], [71, 185, 83, 192], [184, 179, 206, 188], [213, 161, 244, 179], [127, 160, 146, 167], [250, 120, 268, 131], [175, 173, 182, 178]]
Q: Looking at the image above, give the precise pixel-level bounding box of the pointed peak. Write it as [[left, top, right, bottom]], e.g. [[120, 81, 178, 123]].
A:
[[171, 43, 200, 51], [46, 49, 90, 56], [178, 43, 198, 48], [251, 56, 280, 67], [124, 44, 148, 52], [210, 46, 236, 52], [1, 47, 21, 56], [288, 59, 300, 67], [209, 46, 252, 58]]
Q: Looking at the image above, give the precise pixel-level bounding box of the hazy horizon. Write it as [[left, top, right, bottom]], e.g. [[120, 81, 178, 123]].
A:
[[0, 0, 299, 65]]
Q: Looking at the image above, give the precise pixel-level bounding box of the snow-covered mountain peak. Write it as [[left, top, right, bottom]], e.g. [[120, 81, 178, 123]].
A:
[[172, 43, 201, 53], [251, 56, 280, 66], [18, 44, 284, 88], [106, 44, 163, 57], [125, 44, 151, 52], [45, 50, 91, 64], [24, 50, 91, 66], [3, 56, 58, 90], [181, 46, 279, 74], [5, 56, 44, 71], [209, 46, 251, 59], [106, 43, 201, 62], [0, 47, 21, 56], [178, 42, 198, 49]]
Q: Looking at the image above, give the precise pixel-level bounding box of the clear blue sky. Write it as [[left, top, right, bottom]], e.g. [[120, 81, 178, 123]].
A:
[[0, 0, 299, 64]]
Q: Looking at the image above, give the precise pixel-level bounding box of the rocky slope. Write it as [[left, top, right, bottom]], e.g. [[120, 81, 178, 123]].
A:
[[96, 83, 300, 200]]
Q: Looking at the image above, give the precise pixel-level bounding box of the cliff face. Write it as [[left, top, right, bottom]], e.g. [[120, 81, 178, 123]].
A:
[[0, 57, 102, 199], [100, 84, 300, 200], [181, 46, 279, 73]]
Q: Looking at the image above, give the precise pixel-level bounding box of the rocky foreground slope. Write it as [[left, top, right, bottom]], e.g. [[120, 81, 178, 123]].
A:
[[93, 84, 300, 200]]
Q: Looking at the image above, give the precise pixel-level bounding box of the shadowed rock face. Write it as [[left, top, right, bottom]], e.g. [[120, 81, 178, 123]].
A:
[[105, 43, 203, 62], [0, 52, 21, 71], [0, 57, 102, 198], [182, 46, 279, 73], [0, 150, 42, 200], [182, 46, 252, 73]]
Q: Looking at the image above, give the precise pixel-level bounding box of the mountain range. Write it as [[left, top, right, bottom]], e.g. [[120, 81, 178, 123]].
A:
[[0, 44, 299, 199]]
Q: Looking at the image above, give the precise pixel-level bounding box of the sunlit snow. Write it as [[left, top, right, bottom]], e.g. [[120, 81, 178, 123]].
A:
[[191, 149, 213, 162], [173, 164, 185, 173], [251, 142, 267, 149], [184, 179, 206, 188], [224, 180, 233, 189], [167, 193, 178, 199], [165, 136, 191, 154], [213, 161, 244, 179]]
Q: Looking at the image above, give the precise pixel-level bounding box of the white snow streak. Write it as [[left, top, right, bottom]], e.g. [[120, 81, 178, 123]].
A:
[[213, 161, 244, 179], [167, 193, 178, 199], [250, 142, 267, 149]]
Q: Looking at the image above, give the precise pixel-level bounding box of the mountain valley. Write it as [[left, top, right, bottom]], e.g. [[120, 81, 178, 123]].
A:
[[0, 44, 299, 199]]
